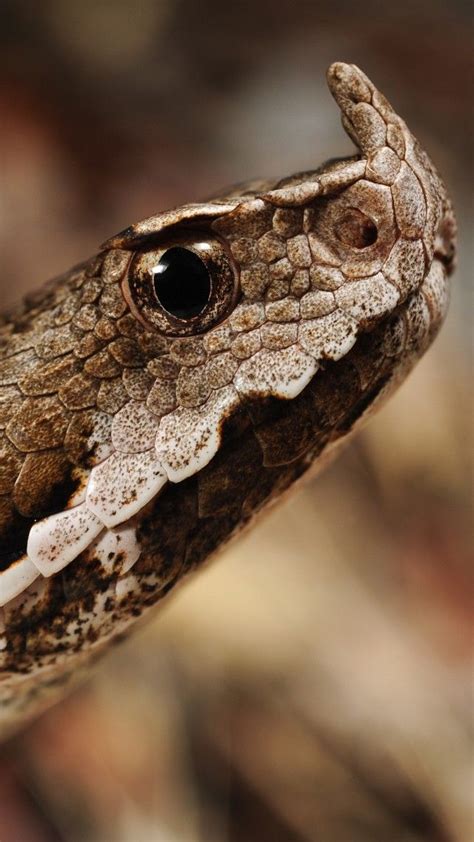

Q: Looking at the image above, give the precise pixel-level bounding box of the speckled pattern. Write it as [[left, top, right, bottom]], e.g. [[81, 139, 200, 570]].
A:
[[0, 63, 456, 736]]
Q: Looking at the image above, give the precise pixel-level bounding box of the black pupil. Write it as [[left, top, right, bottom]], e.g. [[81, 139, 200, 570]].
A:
[[152, 247, 211, 319]]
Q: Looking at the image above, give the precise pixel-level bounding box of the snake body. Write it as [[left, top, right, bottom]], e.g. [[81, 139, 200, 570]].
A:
[[0, 64, 456, 737]]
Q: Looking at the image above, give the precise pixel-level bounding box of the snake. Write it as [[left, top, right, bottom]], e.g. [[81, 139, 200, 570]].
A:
[[0, 63, 456, 738]]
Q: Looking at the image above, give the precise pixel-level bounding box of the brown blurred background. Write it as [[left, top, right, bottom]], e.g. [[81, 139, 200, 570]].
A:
[[0, 1, 472, 840]]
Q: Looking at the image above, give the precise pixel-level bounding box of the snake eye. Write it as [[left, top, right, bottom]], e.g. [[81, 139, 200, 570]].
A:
[[335, 208, 378, 249], [124, 233, 238, 336], [153, 247, 211, 319]]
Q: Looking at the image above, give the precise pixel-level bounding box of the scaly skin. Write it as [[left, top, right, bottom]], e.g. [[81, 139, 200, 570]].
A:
[[0, 64, 456, 737]]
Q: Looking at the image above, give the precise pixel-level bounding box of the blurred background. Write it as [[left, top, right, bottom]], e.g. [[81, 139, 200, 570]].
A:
[[0, 1, 472, 840]]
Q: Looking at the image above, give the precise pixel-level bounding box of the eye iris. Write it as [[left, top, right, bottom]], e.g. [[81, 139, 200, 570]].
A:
[[152, 247, 211, 319]]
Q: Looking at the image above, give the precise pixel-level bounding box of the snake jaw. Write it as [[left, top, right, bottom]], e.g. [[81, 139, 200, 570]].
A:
[[0, 64, 456, 721]]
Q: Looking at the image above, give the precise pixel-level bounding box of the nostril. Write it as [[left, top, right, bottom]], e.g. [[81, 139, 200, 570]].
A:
[[434, 212, 457, 274], [335, 208, 378, 249]]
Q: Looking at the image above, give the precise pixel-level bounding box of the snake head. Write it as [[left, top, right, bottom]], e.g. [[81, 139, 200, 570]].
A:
[[0, 64, 456, 713], [94, 61, 456, 478]]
